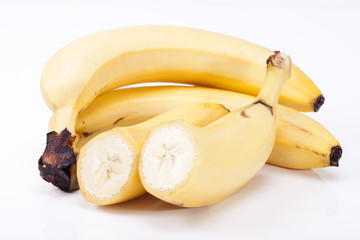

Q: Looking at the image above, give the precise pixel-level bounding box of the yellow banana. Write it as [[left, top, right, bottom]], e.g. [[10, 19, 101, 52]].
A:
[[41, 25, 323, 136], [74, 86, 341, 170], [77, 102, 229, 205], [139, 51, 290, 207]]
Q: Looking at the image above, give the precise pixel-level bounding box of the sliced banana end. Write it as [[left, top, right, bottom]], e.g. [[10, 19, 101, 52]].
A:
[[78, 130, 138, 205], [139, 120, 196, 195]]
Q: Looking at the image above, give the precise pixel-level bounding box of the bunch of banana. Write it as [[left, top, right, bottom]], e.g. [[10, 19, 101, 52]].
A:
[[38, 26, 341, 207], [74, 52, 340, 206]]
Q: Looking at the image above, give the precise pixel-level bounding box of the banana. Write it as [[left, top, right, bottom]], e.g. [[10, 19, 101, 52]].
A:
[[74, 86, 341, 170], [40, 26, 325, 191], [138, 51, 290, 207], [77, 102, 229, 205], [42, 25, 323, 136]]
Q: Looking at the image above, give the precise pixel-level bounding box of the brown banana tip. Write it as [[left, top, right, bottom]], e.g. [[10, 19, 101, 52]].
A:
[[266, 51, 290, 72], [313, 95, 325, 112], [38, 128, 78, 192], [330, 145, 342, 167], [220, 104, 231, 113], [266, 51, 281, 65]]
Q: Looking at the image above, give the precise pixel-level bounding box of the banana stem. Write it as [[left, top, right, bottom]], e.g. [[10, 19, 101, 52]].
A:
[[38, 129, 78, 192], [256, 51, 291, 112]]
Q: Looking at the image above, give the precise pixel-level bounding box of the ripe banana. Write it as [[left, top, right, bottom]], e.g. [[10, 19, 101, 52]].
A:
[[138, 51, 290, 207], [41, 25, 323, 136], [77, 102, 229, 205], [74, 86, 341, 170]]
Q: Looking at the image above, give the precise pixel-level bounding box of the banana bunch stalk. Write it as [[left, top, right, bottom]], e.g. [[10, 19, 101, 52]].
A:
[[38, 26, 341, 207]]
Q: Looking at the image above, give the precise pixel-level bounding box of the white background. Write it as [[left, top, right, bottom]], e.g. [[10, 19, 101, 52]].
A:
[[1, 1, 359, 239]]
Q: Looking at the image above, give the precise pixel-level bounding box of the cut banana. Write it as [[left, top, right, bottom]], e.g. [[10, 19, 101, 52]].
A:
[[77, 102, 229, 205], [80, 131, 138, 201], [139, 51, 291, 207]]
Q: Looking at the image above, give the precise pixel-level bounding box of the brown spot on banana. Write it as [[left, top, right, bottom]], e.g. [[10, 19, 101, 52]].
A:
[[219, 104, 230, 113], [81, 132, 93, 137], [254, 100, 273, 116], [285, 121, 312, 135], [241, 110, 250, 118], [311, 150, 327, 157], [113, 116, 127, 125], [298, 127, 312, 134]]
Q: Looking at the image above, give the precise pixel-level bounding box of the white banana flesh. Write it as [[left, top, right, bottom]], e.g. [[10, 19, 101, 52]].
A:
[[80, 133, 137, 200], [141, 125, 196, 191]]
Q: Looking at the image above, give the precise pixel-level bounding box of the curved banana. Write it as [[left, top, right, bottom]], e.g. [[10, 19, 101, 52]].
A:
[[41, 25, 323, 135], [74, 86, 341, 170], [139, 51, 290, 207], [77, 102, 229, 205]]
